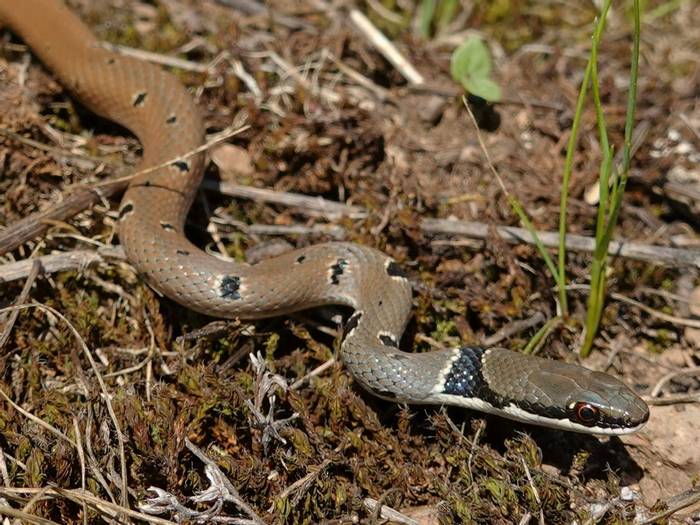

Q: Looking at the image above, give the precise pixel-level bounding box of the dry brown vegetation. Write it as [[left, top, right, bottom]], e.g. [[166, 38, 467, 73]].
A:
[[0, 0, 699, 523]]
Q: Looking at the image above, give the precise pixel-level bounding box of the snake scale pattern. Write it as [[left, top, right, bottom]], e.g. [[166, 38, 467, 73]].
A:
[[0, 0, 649, 434]]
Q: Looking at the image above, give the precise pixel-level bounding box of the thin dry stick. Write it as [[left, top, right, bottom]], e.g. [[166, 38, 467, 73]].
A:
[[101, 43, 212, 73], [184, 439, 265, 525], [191, 178, 700, 267], [201, 178, 366, 218], [328, 51, 390, 100], [273, 459, 331, 509], [72, 417, 88, 525], [421, 219, 700, 269], [0, 125, 248, 256], [363, 497, 419, 525], [637, 486, 700, 525], [3, 214, 699, 287], [93, 124, 250, 190], [519, 456, 544, 525], [266, 51, 341, 105], [0, 126, 112, 166], [0, 259, 41, 350], [195, 179, 700, 266], [0, 387, 76, 448], [0, 303, 129, 509], [0, 247, 126, 284], [0, 506, 59, 525], [349, 9, 424, 85], [649, 366, 700, 398], [461, 99, 559, 288], [610, 292, 700, 329], [0, 450, 10, 487], [644, 392, 700, 406], [565, 284, 700, 330], [51, 487, 178, 525], [0, 178, 127, 256], [213, 0, 312, 30], [290, 358, 337, 390], [21, 487, 52, 517], [482, 312, 545, 347], [84, 408, 118, 505]]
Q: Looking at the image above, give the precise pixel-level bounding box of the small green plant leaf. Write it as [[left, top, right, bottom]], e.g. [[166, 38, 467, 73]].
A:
[[450, 37, 491, 81], [463, 76, 502, 102], [450, 37, 501, 102]]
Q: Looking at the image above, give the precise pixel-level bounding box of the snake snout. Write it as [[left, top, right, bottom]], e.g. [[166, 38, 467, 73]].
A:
[[572, 370, 649, 432]]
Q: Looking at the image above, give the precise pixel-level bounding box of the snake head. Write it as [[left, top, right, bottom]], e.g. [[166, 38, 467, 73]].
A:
[[559, 368, 650, 434], [481, 348, 650, 435]]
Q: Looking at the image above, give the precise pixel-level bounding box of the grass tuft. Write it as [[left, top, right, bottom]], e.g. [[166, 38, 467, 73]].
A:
[[579, 0, 641, 357]]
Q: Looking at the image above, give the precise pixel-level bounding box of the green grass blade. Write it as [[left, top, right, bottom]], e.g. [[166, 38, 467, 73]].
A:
[[418, 0, 436, 39], [557, 50, 594, 318], [580, 0, 641, 357]]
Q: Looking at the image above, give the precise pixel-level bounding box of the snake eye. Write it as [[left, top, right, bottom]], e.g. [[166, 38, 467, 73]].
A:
[[573, 402, 600, 426]]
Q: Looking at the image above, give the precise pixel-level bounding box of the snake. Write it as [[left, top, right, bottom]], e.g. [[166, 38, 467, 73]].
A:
[[0, 0, 649, 435]]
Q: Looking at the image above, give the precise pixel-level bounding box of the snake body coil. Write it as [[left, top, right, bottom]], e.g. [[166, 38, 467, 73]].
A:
[[0, 0, 649, 434]]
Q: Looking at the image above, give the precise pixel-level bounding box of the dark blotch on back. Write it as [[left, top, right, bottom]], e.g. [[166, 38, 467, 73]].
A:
[[172, 160, 190, 173], [133, 91, 147, 107], [442, 346, 503, 407], [166, 114, 177, 124], [386, 261, 408, 279], [330, 258, 348, 285], [343, 311, 362, 338], [296, 255, 306, 264], [220, 276, 241, 300], [176, 249, 190, 256], [379, 334, 398, 347], [160, 222, 176, 232], [118, 203, 134, 220]]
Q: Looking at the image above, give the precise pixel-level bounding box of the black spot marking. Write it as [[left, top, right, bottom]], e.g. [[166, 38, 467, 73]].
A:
[[160, 222, 176, 232], [107, 57, 116, 65], [330, 258, 348, 285], [379, 334, 398, 348], [378, 300, 383, 306], [296, 255, 306, 264], [343, 311, 362, 339], [176, 249, 190, 256], [442, 346, 502, 406], [166, 114, 177, 124], [386, 261, 408, 279], [118, 203, 134, 220], [172, 160, 190, 173], [132, 91, 147, 107], [220, 276, 241, 300]]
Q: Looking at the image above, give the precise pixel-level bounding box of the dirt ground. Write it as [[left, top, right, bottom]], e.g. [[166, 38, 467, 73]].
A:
[[0, 0, 699, 523]]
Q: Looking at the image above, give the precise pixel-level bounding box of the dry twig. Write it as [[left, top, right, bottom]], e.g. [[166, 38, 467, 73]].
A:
[[363, 497, 419, 525], [349, 9, 424, 85], [0, 259, 40, 350]]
